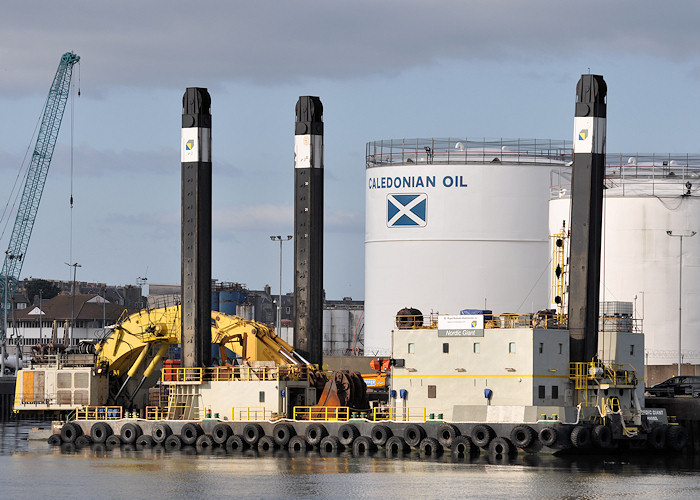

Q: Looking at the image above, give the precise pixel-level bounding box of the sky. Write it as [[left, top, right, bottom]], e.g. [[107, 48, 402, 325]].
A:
[[2, 1, 700, 301]]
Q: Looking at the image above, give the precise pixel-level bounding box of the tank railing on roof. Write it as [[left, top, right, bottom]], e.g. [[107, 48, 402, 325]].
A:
[[212, 281, 247, 293], [551, 153, 700, 199], [366, 138, 572, 167]]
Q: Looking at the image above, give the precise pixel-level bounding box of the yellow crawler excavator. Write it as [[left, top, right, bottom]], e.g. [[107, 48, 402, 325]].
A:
[[99, 305, 330, 408], [14, 305, 367, 417]]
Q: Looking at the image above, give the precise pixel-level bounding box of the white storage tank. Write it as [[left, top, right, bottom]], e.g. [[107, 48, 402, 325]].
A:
[[236, 303, 255, 320], [549, 155, 700, 367], [322, 308, 364, 355], [364, 138, 571, 355]]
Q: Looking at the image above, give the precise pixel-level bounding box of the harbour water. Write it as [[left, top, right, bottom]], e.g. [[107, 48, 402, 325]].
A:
[[1, 421, 698, 499]]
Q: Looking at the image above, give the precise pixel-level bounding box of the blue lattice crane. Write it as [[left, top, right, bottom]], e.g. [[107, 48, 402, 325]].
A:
[[1, 52, 80, 370]]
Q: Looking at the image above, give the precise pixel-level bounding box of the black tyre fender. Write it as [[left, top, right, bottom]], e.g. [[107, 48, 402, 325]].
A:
[[451, 435, 479, 458], [370, 424, 392, 447], [272, 423, 295, 447], [164, 434, 182, 450], [510, 425, 535, 448], [257, 435, 277, 453], [523, 438, 543, 455], [75, 435, 92, 448], [211, 423, 232, 445], [60, 422, 82, 444], [226, 434, 248, 452], [385, 435, 410, 456], [152, 423, 172, 444], [181, 423, 204, 446], [196, 434, 215, 452], [570, 425, 591, 448], [105, 434, 122, 448], [592, 425, 613, 449], [538, 426, 559, 447], [352, 436, 376, 455], [489, 436, 516, 457], [437, 423, 459, 449], [666, 425, 688, 451], [419, 437, 443, 456], [647, 425, 666, 450], [337, 424, 360, 446], [242, 423, 264, 446], [48, 434, 62, 446], [319, 435, 343, 454], [471, 424, 494, 448], [288, 435, 308, 453], [304, 423, 328, 447], [136, 435, 154, 449], [403, 424, 426, 448], [120, 423, 142, 445], [90, 422, 113, 443]]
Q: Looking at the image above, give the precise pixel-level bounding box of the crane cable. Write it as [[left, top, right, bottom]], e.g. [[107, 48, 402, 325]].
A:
[[68, 62, 78, 277]]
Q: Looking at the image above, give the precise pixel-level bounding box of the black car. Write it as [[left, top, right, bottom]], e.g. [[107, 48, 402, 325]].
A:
[[646, 376, 700, 397]]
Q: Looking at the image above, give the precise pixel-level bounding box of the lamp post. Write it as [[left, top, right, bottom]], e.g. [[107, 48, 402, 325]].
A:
[[65, 262, 81, 347], [666, 230, 696, 376], [137, 276, 147, 309], [270, 235, 293, 333]]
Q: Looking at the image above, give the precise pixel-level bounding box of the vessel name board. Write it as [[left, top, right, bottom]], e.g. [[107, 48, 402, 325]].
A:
[[640, 408, 668, 424], [437, 315, 484, 337], [438, 329, 484, 337]]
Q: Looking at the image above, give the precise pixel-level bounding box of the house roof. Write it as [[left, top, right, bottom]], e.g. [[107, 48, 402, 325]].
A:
[[14, 293, 128, 322]]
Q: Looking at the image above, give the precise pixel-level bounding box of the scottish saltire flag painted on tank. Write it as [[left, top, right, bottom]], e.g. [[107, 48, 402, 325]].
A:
[[387, 193, 427, 227]]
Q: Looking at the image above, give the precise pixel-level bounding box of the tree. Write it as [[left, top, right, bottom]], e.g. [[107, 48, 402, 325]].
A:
[[24, 279, 60, 303]]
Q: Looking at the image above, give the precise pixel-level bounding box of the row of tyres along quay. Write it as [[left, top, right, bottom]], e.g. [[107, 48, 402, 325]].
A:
[[45, 418, 690, 459]]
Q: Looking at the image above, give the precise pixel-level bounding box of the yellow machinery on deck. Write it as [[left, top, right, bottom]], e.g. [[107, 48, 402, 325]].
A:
[[14, 305, 367, 416]]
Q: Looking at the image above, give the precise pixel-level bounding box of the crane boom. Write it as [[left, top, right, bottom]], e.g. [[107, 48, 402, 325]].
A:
[[1, 52, 80, 350]]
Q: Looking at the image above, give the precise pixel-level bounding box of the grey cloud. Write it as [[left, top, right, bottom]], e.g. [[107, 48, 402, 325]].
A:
[[212, 203, 362, 238], [44, 144, 241, 177], [3, 1, 700, 95], [92, 210, 179, 241]]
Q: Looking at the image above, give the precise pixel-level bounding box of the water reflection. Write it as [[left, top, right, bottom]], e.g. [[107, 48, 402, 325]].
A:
[[2, 420, 699, 500]]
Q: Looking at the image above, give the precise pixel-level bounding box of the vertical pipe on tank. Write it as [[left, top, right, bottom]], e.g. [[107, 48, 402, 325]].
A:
[[181, 88, 212, 368], [294, 96, 324, 366], [568, 75, 607, 363]]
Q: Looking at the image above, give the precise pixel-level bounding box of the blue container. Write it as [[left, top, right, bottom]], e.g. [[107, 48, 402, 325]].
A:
[[211, 292, 220, 311], [219, 291, 239, 315], [460, 309, 492, 315]]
